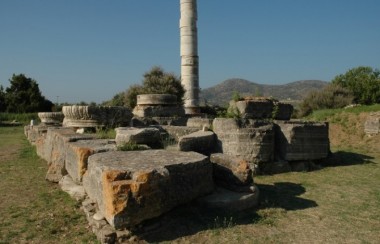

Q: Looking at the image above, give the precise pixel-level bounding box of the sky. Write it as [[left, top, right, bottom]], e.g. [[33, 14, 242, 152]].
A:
[[0, 0, 379, 104]]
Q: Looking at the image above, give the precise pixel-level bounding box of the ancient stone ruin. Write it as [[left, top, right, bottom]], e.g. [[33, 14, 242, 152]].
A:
[[24, 95, 330, 242], [22, 1, 331, 242]]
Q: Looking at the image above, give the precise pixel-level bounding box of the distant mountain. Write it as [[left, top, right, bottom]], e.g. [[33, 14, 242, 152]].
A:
[[200, 78, 329, 106]]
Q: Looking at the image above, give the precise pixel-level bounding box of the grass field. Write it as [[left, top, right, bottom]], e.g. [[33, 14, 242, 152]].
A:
[[0, 106, 379, 243]]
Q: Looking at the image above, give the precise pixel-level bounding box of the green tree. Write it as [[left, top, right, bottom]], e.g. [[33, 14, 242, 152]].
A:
[[4, 74, 53, 113], [124, 66, 185, 109], [332, 66, 380, 104], [0, 85, 5, 112]]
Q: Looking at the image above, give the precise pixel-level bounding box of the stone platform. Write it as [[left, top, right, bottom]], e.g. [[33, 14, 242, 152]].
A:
[[82, 150, 214, 229]]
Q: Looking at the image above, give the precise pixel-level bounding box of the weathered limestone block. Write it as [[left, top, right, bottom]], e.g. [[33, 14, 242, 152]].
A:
[[274, 102, 293, 120], [82, 150, 214, 229], [24, 125, 48, 144], [38, 112, 64, 125], [62, 105, 132, 128], [229, 98, 293, 120], [42, 127, 95, 182], [115, 127, 161, 148], [274, 121, 330, 161], [178, 130, 215, 155], [213, 118, 275, 164], [186, 118, 213, 129], [210, 153, 253, 190], [229, 98, 274, 119], [161, 126, 199, 142], [66, 139, 117, 183], [364, 112, 380, 135]]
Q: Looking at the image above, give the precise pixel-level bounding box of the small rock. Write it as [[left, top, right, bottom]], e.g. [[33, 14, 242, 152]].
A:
[[93, 211, 105, 221]]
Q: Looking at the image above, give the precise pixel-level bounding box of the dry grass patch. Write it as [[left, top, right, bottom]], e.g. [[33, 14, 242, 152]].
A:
[[0, 127, 98, 244]]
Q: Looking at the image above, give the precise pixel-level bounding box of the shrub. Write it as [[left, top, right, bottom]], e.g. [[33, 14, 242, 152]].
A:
[[298, 84, 354, 117]]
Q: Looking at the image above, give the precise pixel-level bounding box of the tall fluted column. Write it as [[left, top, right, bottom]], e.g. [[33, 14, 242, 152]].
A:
[[180, 0, 200, 114]]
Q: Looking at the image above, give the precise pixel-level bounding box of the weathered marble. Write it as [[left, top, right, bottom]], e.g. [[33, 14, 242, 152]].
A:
[[38, 112, 64, 125], [62, 105, 132, 128], [133, 94, 185, 118], [82, 150, 213, 229], [180, 0, 200, 114]]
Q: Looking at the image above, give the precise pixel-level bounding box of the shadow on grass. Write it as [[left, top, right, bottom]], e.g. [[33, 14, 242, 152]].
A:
[[257, 182, 318, 211], [137, 182, 317, 242], [320, 151, 375, 167]]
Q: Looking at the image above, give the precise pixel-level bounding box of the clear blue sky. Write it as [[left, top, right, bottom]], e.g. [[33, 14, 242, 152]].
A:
[[1, 0, 379, 103]]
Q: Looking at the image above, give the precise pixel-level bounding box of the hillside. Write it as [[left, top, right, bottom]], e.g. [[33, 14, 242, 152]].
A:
[[201, 78, 329, 106]]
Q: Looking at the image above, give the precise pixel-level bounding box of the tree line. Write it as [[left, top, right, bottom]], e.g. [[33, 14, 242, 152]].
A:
[[0, 74, 53, 113]]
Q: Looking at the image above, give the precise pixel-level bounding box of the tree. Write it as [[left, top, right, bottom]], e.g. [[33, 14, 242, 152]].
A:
[[332, 66, 380, 104], [124, 66, 185, 109], [4, 74, 53, 113], [0, 85, 5, 112]]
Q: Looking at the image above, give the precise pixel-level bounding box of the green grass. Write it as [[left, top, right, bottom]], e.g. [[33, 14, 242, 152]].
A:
[[305, 103, 380, 122], [0, 112, 38, 124], [1, 106, 380, 243], [0, 126, 98, 244]]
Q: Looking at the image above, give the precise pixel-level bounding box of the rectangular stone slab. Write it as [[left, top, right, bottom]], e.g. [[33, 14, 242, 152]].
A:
[[65, 139, 117, 183], [82, 150, 213, 229], [274, 121, 330, 161]]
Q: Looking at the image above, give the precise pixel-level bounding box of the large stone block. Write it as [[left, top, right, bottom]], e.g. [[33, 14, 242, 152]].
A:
[[161, 126, 199, 142], [274, 121, 330, 161], [228, 98, 293, 120], [210, 153, 253, 191], [65, 139, 117, 183], [229, 98, 274, 119], [115, 127, 161, 148], [42, 128, 95, 182], [213, 118, 275, 164], [364, 112, 380, 135], [25, 125, 48, 145], [186, 118, 213, 129], [178, 130, 216, 155], [82, 150, 214, 229]]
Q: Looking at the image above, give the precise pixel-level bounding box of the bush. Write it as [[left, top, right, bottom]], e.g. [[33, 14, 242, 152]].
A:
[[298, 84, 354, 117]]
